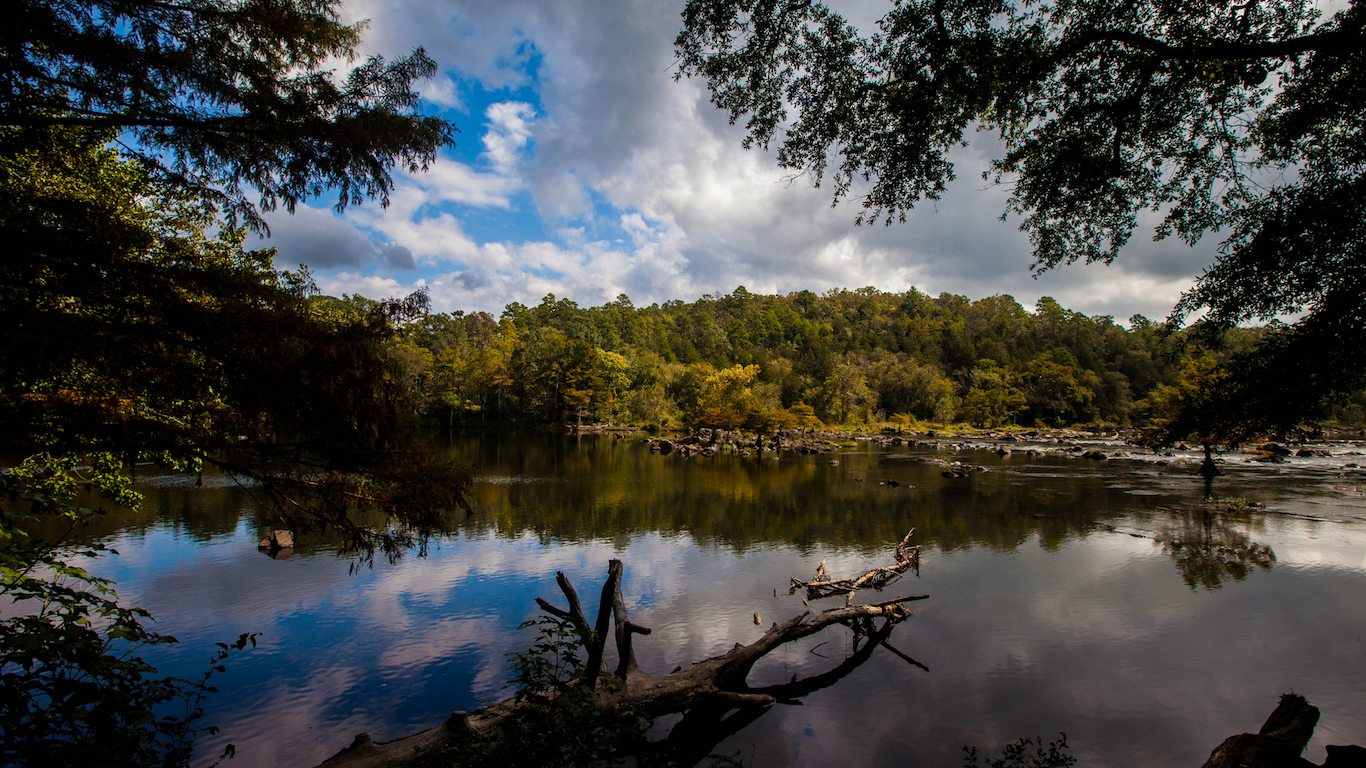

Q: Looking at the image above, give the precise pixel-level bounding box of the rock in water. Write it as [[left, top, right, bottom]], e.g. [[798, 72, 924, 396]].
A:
[[1324, 746, 1366, 768], [258, 530, 294, 551], [1201, 693, 1319, 768]]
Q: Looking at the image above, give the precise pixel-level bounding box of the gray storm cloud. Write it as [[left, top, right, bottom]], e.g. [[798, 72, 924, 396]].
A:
[[261, 204, 419, 272]]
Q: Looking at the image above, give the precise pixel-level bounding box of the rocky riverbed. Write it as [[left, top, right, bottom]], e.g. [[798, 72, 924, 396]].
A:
[[630, 425, 1366, 478]]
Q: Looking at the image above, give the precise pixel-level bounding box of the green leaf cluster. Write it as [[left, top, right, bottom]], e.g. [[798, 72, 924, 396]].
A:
[[442, 615, 651, 768], [675, 0, 1366, 436], [1, 451, 258, 766], [395, 287, 1304, 431], [963, 733, 1077, 768], [3, 0, 455, 230]]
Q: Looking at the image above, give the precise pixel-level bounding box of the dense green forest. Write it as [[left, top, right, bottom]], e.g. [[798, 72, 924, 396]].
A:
[[324, 289, 1365, 433]]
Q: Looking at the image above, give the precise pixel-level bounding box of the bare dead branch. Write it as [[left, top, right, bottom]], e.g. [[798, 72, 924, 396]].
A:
[[881, 640, 930, 672], [789, 529, 921, 604], [556, 572, 587, 629], [584, 560, 621, 690], [610, 560, 651, 679]]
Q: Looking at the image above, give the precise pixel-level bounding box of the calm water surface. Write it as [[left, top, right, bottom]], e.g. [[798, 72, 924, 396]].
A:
[[78, 433, 1366, 766]]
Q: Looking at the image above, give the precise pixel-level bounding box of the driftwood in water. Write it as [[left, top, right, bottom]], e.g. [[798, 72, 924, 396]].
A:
[[318, 533, 928, 768], [1201, 694, 1366, 768], [790, 529, 920, 606]]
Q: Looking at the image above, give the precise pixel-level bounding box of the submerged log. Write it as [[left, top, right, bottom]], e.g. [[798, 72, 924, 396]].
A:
[[317, 533, 927, 768]]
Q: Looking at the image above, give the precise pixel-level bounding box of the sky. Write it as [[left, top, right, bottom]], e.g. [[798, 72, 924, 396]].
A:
[[257, 0, 1224, 324]]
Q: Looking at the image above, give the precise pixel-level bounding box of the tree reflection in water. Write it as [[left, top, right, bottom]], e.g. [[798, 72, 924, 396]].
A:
[[1156, 507, 1276, 590], [641, 617, 926, 767]]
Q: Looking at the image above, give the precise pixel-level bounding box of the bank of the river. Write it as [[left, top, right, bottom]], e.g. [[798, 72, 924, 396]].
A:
[[74, 432, 1366, 768], [626, 424, 1366, 475]]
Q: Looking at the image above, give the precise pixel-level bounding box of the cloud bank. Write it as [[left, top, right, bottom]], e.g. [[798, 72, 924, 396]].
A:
[[259, 0, 1219, 324]]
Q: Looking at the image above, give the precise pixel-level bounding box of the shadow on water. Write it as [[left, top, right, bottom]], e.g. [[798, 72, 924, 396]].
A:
[[640, 614, 927, 768]]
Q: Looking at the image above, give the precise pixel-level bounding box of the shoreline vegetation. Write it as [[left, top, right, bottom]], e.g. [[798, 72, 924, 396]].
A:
[[340, 287, 1366, 446]]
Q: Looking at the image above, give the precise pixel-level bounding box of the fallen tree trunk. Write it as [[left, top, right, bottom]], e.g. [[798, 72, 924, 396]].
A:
[[318, 532, 928, 768]]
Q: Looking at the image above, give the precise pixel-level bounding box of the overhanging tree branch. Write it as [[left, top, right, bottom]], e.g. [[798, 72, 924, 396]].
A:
[[1052, 26, 1358, 64], [0, 113, 268, 132]]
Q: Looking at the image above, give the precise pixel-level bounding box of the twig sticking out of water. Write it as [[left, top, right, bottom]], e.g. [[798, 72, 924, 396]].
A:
[[788, 530, 923, 605]]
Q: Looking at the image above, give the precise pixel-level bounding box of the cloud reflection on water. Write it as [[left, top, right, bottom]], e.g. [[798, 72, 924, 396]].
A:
[[71, 435, 1366, 767]]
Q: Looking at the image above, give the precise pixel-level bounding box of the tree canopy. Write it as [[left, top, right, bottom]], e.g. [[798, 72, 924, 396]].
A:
[[675, 0, 1366, 430], [2, 2, 462, 762], [3, 0, 454, 230], [391, 286, 1346, 433], [0, 122, 466, 768], [1, 0, 469, 555], [1, 126, 468, 553]]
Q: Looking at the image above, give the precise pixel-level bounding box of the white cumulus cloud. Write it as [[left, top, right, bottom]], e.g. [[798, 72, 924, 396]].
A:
[[280, 0, 1224, 322]]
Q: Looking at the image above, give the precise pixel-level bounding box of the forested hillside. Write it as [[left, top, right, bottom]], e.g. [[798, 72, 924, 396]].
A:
[[324, 287, 1363, 433]]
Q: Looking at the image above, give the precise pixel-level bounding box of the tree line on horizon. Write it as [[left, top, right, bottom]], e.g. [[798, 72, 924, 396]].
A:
[[326, 287, 1366, 435]]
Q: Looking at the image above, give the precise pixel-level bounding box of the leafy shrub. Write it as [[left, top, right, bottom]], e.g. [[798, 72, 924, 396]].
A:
[[963, 734, 1077, 768]]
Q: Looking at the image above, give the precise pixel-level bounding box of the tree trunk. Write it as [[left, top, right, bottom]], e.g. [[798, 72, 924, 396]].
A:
[[1200, 443, 1222, 479]]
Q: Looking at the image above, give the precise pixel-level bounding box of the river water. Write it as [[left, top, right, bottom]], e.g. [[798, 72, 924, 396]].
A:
[[78, 432, 1366, 766]]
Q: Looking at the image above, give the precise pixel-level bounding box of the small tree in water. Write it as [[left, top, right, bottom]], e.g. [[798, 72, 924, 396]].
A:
[[1144, 356, 1245, 478]]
